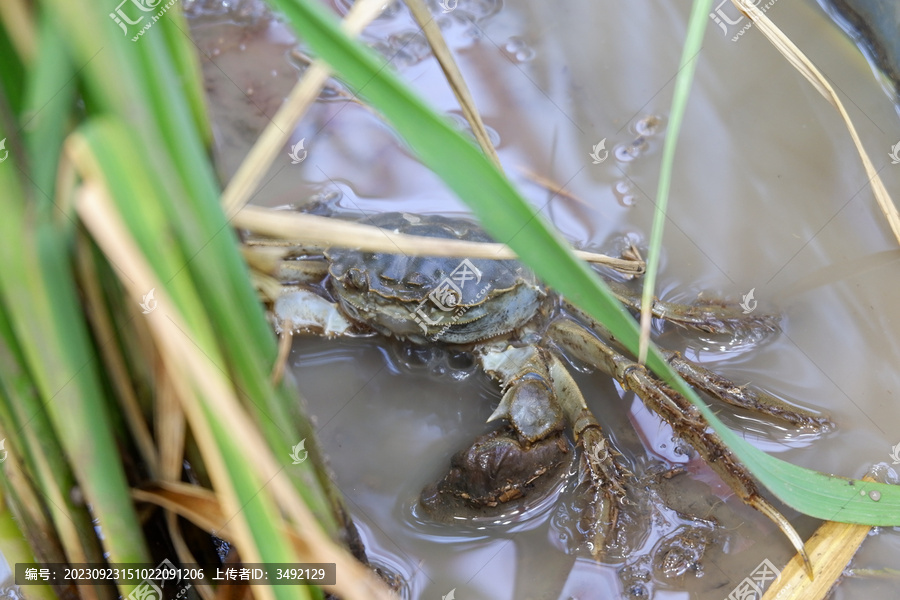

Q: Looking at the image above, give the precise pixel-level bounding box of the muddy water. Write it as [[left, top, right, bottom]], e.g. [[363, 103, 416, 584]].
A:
[[190, 0, 900, 598]]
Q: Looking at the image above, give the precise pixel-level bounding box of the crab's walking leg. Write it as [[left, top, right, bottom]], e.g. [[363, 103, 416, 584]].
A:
[[600, 277, 778, 340], [564, 302, 832, 432], [661, 350, 833, 432], [264, 289, 354, 382], [479, 344, 629, 555], [272, 289, 353, 337], [245, 247, 330, 288], [549, 319, 813, 572]]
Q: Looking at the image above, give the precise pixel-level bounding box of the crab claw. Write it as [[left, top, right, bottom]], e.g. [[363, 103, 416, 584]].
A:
[[487, 372, 564, 443], [480, 344, 630, 555]]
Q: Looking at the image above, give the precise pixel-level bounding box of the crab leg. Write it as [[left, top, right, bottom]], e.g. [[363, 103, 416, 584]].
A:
[[549, 318, 812, 571], [271, 289, 353, 337], [243, 244, 330, 288], [479, 344, 629, 555], [600, 276, 778, 340], [563, 301, 832, 432], [661, 350, 832, 431]]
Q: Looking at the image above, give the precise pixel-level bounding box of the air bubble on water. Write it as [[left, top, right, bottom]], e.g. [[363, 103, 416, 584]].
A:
[[617, 135, 649, 163], [613, 181, 636, 207], [388, 31, 430, 65], [869, 490, 881, 501], [505, 36, 535, 62], [505, 37, 525, 52], [673, 443, 692, 457], [448, 113, 501, 147], [477, 123, 501, 147], [615, 144, 639, 163], [516, 48, 536, 61], [634, 115, 665, 137]]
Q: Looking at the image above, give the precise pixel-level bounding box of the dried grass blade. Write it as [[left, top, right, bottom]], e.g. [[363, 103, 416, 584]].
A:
[[221, 0, 387, 216], [404, 0, 502, 169], [236, 205, 645, 274], [132, 483, 227, 537], [0, 0, 35, 62], [762, 476, 876, 598], [75, 235, 160, 478]]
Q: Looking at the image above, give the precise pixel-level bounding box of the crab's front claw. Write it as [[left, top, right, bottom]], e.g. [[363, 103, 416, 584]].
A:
[[485, 361, 565, 443], [272, 289, 353, 336], [419, 426, 572, 517], [421, 345, 573, 519], [480, 344, 630, 555]]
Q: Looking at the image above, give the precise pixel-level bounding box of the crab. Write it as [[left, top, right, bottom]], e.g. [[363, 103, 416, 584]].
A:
[[254, 210, 832, 559]]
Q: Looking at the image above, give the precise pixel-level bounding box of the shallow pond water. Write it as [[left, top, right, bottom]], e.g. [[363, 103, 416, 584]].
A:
[[190, 0, 900, 598]]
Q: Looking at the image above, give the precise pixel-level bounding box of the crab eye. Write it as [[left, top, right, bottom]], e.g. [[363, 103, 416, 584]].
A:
[[346, 268, 368, 291], [379, 273, 398, 284]]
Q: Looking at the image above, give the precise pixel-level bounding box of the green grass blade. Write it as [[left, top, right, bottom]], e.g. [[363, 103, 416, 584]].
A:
[[0, 20, 26, 116], [0, 182, 151, 587], [638, 0, 711, 363], [0, 487, 57, 600], [0, 302, 109, 574], [23, 12, 74, 200], [74, 118, 334, 600], [159, 6, 213, 149], [270, 0, 900, 524]]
